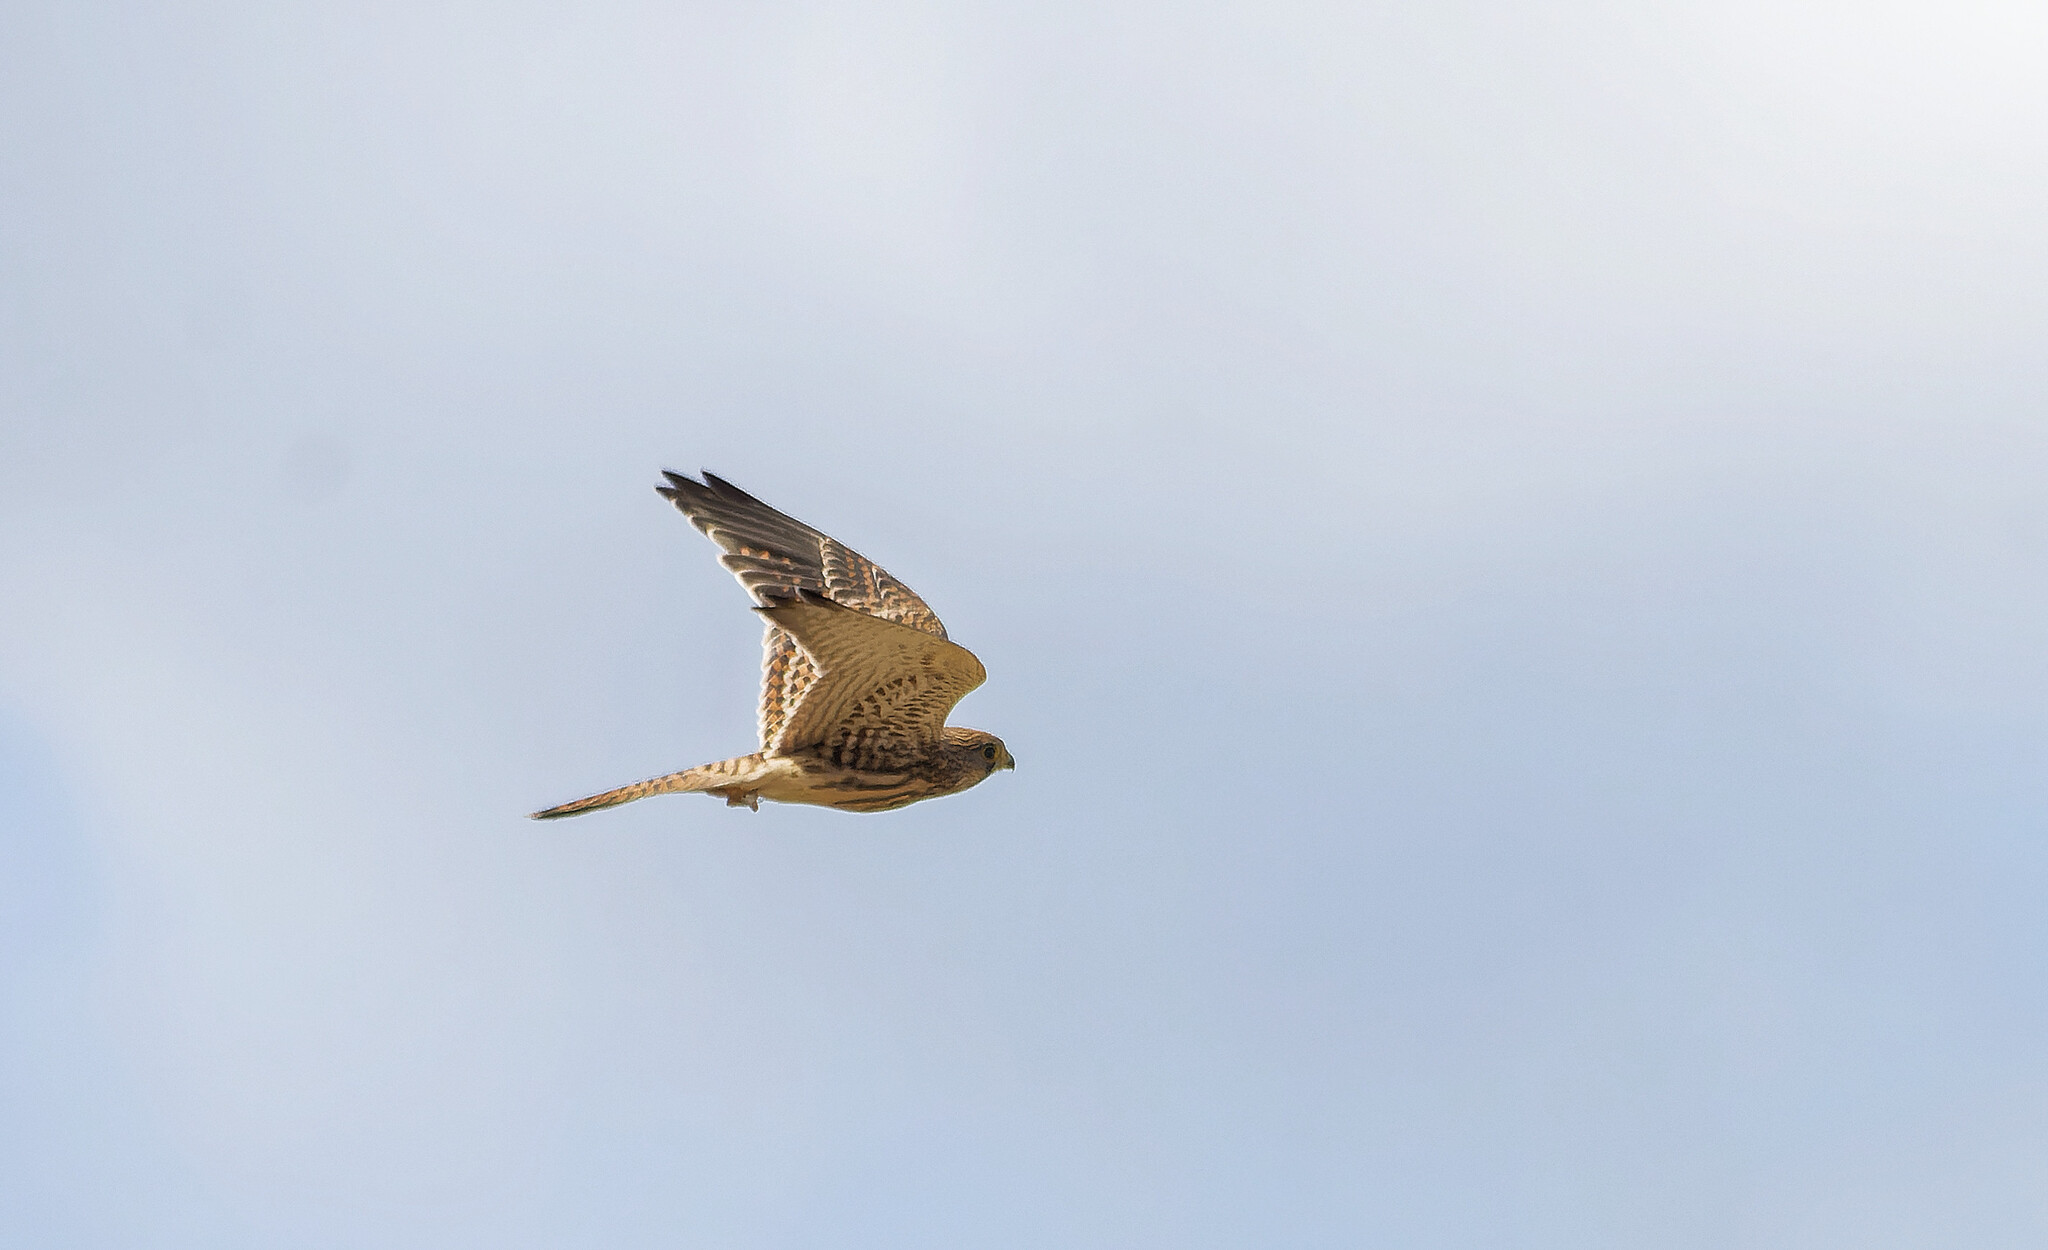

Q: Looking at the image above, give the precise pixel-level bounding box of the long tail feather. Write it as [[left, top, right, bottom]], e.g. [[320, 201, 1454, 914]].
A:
[[529, 755, 764, 820]]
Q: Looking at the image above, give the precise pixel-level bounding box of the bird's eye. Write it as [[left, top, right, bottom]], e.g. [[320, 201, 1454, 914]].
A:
[[982, 744, 998, 761]]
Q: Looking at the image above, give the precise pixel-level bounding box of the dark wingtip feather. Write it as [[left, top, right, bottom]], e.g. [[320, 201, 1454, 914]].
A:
[[701, 471, 763, 504], [655, 469, 765, 515], [657, 471, 727, 531]]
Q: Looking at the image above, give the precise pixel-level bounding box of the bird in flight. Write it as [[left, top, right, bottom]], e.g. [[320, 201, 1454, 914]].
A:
[[532, 471, 1013, 818]]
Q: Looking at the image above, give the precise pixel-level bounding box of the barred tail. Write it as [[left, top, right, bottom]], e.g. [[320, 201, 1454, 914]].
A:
[[529, 754, 766, 820]]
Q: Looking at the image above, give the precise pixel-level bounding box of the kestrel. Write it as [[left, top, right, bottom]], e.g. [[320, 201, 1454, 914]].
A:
[[531, 471, 1013, 818]]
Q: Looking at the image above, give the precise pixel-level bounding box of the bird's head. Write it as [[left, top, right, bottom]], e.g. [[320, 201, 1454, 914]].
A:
[[944, 727, 1015, 775]]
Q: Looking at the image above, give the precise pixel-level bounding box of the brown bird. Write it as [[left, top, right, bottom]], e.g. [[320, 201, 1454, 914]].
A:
[[532, 471, 1013, 818]]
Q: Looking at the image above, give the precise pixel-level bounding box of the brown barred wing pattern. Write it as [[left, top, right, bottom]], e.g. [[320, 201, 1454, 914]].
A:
[[756, 591, 987, 773], [655, 471, 946, 750]]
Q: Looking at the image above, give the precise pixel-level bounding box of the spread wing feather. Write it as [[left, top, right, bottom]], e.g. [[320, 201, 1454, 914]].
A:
[[755, 592, 986, 772], [658, 471, 947, 750]]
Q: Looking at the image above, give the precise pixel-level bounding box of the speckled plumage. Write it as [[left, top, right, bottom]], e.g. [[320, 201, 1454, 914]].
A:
[[532, 472, 1012, 819]]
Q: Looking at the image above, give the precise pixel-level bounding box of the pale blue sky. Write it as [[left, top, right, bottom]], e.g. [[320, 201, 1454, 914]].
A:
[[4, 2, 2048, 1246]]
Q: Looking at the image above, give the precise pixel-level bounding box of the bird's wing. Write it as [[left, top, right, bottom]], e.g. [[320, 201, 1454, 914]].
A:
[[657, 470, 947, 750], [756, 591, 986, 772]]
